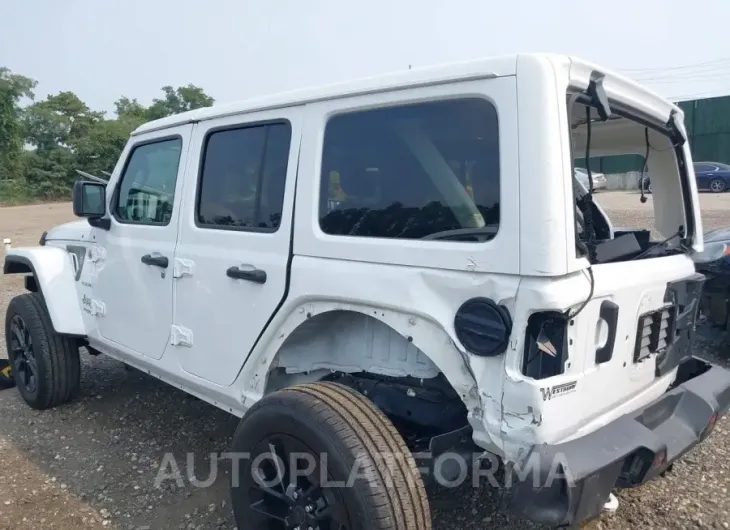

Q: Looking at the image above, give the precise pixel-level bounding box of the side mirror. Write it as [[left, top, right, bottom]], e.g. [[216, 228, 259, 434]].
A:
[[73, 181, 110, 229], [73, 181, 106, 217]]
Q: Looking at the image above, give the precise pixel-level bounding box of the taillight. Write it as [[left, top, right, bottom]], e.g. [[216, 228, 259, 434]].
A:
[[522, 312, 568, 380]]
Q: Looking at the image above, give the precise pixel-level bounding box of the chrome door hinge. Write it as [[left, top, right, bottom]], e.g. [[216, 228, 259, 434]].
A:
[[87, 245, 106, 263], [173, 258, 195, 279], [170, 325, 193, 347]]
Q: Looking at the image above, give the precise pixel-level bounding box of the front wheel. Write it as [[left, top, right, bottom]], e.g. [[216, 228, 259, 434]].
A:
[[710, 178, 727, 193], [229, 381, 431, 530], [4, 292, 81, 409]]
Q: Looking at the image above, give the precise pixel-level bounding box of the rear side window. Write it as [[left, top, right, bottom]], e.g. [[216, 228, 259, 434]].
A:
[[114, 137, 183, 225], [319, 98, 500, 242], [196, 122, 292, 231]]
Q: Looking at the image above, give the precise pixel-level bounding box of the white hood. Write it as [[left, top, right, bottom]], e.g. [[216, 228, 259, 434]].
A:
[[45, 220, 92, 242]]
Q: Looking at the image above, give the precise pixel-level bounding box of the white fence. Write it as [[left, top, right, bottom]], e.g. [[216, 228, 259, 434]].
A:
[[604, 171, 645, 190]]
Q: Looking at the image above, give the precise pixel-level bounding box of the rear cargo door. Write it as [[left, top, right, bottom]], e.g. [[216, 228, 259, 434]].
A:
[[569, 254, 702, 424]]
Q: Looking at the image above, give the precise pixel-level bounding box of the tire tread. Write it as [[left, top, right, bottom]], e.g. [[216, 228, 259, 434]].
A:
[[288, 382, 431, 530], [5, 292, 80, 409]]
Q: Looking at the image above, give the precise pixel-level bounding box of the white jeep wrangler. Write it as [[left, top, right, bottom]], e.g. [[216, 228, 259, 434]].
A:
[[4, 53, 730, 529]]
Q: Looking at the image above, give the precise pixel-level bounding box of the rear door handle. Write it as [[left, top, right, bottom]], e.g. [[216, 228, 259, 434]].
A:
[[226, 266, 267, 284], [141, 254, 169, 268]]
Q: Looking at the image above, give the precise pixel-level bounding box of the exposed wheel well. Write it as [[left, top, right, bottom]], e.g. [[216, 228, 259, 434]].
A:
[[263, 310, 469, 448]]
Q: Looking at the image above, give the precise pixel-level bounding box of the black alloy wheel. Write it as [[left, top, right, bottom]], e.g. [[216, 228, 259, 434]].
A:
[[244, 434, 351, 530], [9, 314, 37, 395], [230, 382, 432, 530]]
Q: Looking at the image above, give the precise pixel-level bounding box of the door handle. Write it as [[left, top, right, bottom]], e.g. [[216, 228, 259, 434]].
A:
[[226, 266, 267, 284], [141, 254, 169, 268]]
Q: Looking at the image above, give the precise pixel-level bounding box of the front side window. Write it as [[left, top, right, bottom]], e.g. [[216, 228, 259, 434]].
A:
[[114, 137, 183, 225], [319, 98, 500, 242], [197, 122, 291, 231]]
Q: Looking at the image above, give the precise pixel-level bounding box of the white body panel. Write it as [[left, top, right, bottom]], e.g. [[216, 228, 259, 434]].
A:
[[294, 76, 520, 274], [3, 53, 705, 464], [169, 107, 304, 386], [3, 246, 86, 335], [90, 124, 194, 360]]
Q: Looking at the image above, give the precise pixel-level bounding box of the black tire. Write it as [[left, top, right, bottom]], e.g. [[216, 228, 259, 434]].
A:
[[710, 178, 727, 193], [230, 381, 431, 530], [4, 292, 81, 409]]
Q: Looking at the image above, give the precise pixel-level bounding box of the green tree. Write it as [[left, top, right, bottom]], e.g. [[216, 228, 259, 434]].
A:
[[24, 91, 104, 152], [146, 84, 214, 120], [19, 91, 105, 199], [115, 96, 148, 122], [0, 67, 37, 180], [0, 66, 216, 204], [23, 148, 76, 199], [75, 118, 138, 176]]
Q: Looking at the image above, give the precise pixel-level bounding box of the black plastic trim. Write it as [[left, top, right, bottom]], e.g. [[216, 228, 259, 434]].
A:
[[454, 297, 512, 357], [3, 255, 33, 275], [4, 257, 47, 323], [24, 275, 39, 292], [38, 231, 47, 246], [88, 217, 111, 230], [226, 266, 267, 284], [140, 254, 169, 269], [587, 71, 611, 121], [507, 356, 730, 527], [595, 300, 618, 364], [656, 272, 705, 376]]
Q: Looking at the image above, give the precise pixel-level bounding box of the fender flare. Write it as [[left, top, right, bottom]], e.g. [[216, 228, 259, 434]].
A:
[[3, 247, 86, 336]]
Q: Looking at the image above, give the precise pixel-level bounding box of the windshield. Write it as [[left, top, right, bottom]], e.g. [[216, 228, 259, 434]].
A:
[[567, 94, 690, 263]]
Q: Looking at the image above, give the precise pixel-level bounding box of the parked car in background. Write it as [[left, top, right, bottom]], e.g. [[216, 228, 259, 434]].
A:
[[574, 166, 607, 190], [695, 161, 730, 193], [693, 226, 730, 332], [642, 161, 730, 194]]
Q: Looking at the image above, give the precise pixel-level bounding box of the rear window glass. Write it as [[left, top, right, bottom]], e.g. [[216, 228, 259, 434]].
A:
[[319, 98, 500, 242]]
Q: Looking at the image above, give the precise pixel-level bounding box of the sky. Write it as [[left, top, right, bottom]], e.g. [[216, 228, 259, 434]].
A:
[[2, 0, 730, 115]]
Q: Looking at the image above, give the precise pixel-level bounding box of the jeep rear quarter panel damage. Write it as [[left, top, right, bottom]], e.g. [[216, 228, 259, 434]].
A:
[[3, 247, 85, 336], [235, 256, 521, 456]]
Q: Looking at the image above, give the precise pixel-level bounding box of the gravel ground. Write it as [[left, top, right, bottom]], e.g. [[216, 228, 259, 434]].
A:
[[1, 193, 730, 529]]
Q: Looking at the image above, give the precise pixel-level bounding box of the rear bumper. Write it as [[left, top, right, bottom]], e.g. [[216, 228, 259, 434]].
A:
[[507, 357, 730, 527]]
